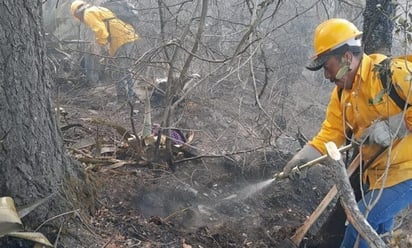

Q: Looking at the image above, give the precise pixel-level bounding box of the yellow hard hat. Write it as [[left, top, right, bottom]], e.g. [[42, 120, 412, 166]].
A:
[[307, 18, 363, 71], [71, 0, 86, 18]]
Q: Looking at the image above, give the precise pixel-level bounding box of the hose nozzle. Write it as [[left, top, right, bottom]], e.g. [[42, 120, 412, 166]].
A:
[[273, 171, 286, 179], [273, 143, 353, 180]]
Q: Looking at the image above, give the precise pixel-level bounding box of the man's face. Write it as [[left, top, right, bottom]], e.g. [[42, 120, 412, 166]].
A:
[[323, 55, 354, 89]]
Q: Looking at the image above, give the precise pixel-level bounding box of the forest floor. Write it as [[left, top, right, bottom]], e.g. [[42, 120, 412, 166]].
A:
[[57, 78, 412, 248]]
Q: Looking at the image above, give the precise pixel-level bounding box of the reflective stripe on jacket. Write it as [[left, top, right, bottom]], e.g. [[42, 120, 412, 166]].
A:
[[83, 6, 139, 56], [309, 54, 412, 189]]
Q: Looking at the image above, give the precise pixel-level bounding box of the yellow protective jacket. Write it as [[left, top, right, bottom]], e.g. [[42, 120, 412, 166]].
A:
[[82, 6, 139, 56], [309, 54, 412, 189]]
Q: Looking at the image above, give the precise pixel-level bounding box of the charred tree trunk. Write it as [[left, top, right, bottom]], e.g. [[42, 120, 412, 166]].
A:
[[0, 0, 94, 246], [362, 0, 396, 55]]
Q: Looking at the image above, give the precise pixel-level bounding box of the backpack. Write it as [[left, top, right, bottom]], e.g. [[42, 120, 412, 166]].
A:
[[375, 57, 411, 109], [100, 0, 139, 30]]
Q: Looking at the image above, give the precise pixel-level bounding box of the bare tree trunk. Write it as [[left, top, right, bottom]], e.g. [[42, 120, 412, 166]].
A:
[[157, 0, 171, 60], [159, 0, 209, 168], [179, 0, 209, 89], [0, 0, 94, 246], [362, 0, 396, 55]]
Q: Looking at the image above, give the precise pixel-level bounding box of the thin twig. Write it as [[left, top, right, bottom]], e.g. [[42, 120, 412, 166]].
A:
[[175, 145, 267, 163], [163, 207, 192, 222], [128, 101, 138, 137], [102, 236, 115, 248], [53, 223, 63, 248], [35, 209, 80, 232]]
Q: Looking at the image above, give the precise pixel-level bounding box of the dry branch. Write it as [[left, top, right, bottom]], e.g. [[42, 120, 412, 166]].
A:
[[325, 142, 386, 248]]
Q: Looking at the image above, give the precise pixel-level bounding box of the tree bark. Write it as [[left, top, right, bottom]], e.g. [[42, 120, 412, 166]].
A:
[[325, 156, 386, 248], [0, 0, 94, 246], [362, 0, 396, 55]]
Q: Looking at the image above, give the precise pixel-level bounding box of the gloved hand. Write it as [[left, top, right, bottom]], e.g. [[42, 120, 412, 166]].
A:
[[282, 144, 321, 180], [362, 113, 409, 147]]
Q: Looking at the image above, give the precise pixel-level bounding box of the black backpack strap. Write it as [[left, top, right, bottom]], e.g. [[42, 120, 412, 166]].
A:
[[102, 17, 116, 43], [337, 87, 343, 102], [378, 58, 411, 109]]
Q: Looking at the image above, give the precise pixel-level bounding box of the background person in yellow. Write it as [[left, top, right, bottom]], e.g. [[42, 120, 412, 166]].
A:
[[70, 0, 140, 102], [281, 18, 412, 247]]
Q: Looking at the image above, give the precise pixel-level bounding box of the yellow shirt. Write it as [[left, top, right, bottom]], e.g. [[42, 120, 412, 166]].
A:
[[82, 6, 139, 56], [310, 54, 412, 189]]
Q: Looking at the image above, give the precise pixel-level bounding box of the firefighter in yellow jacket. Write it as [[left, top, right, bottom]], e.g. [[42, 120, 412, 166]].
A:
[[70, 0, 139, 102], [282, 18, 412, 247]]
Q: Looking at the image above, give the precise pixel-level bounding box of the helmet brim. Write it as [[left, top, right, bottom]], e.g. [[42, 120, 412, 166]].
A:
[[306, 44, 362, 71], [306, 55, 329, 71]]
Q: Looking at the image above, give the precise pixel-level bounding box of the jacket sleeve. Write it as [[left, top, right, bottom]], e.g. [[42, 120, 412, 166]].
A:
[[309, 87, 347, 154], [83, 10, 109, 46]]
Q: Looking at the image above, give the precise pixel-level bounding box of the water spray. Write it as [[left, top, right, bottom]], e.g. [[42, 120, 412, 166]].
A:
[[196, 144, 353, 217], [204, 144, 352, 205]]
